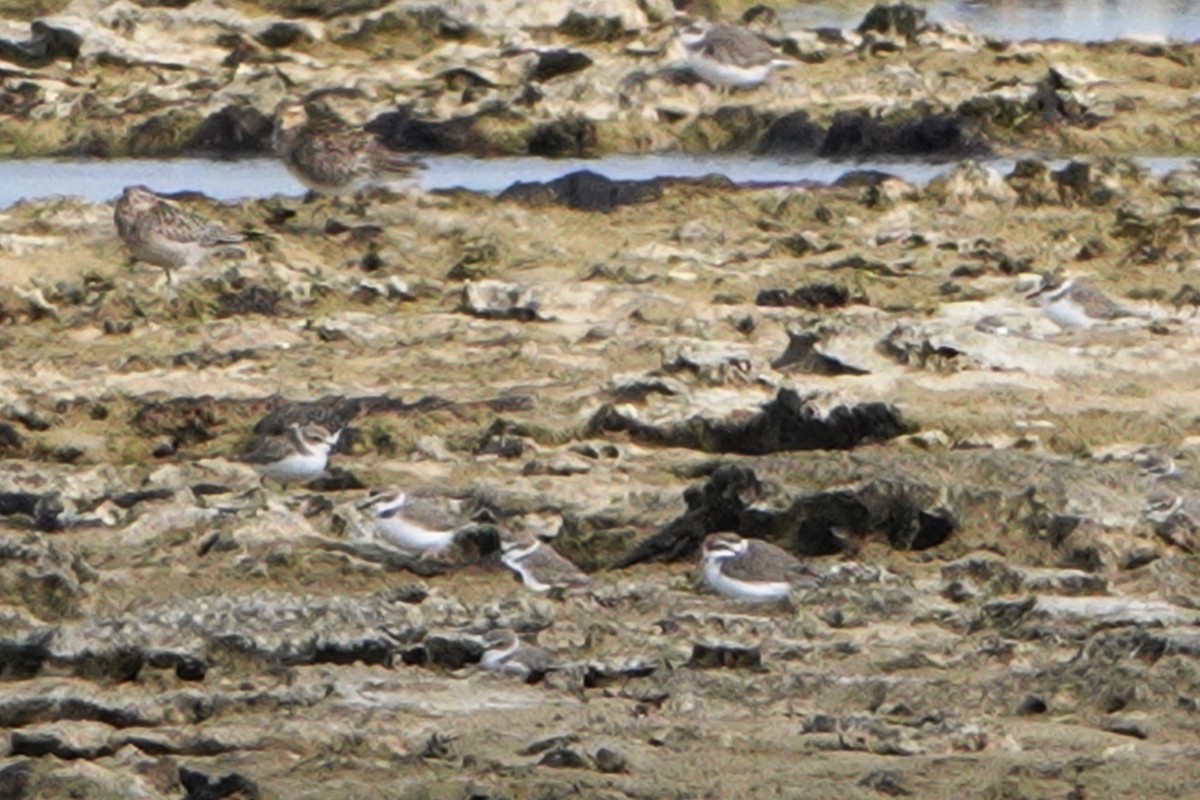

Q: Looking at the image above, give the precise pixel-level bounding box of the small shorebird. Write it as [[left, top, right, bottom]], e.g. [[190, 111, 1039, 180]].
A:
[[500, 534, 592, 594], [674, 17, 795, 90], [237, 423, 338, 487], [114, 185, 245, 282], [1144, 491, 1200, 553], [480, 629, 559, 681], [361, 491, 477, 557], [699, 532, 819, 602], [1026, 273, 1136, 330], [272, 101, 423, 197]]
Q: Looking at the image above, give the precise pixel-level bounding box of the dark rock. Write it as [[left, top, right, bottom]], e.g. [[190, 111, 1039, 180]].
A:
[[179, 765, 261, 800], [519, 734, 580, 756], [859, 769, 913, 796], [216, 286, 280, 318], [1017, 695, 1047, 715], [557, 11, 623, 41], [303, 467, 365, 492], [0, 422, 22, 451], [301, 637, 393, 667], [771, 326, 868, 376], [615, 465, 762, 566], [365, 105, 480, 153], [583, 660, 657, 688], [109, 488, 175, 509], [0, 492, 41, 522], [499, 170, 662, 212], [817, 111, 986, 159], [0, 632, 53, 680], [539, 748, 591, 769], [531, 49, 593, 82], [255, 22, 312, 48], [423, 634, 484, 669], [755, 110, 825, 155], [72, 647, 144, 683], [593, 747, 628, 773], [857, 3, 927, 40], [10, 729, 114, 760], [0, 695, 152, 728], [756, 283, 850, 309], [0, 760, 32, 800], [688, 641, 763, 670], [185, 105, 274, 155], [527, 116, 597, 157], [590, 388, 909, 456], [0, 21, 82, 68], [0, 491, 64, 532], [148, 651, 208, 681], [786, 482, 956, 555], [1099, 717, 1150, 739], [130, 397, 222, 447], [251, 397, 361, 438]]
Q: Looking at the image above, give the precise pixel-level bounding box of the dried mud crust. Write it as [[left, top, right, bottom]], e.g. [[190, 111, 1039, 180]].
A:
[[4, 133, 1200, 798]]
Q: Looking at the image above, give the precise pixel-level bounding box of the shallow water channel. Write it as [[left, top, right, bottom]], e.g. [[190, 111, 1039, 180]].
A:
[[0, 154, 1194, 209]]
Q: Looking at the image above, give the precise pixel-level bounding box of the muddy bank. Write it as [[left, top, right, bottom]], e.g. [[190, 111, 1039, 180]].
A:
[[0, 0, 1198, 159], [2, 147, 1200, 797]]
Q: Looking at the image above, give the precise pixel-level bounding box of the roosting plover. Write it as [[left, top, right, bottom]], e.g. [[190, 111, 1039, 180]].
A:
[[1144, 491, 1200, 553], [500, 534, 592, 594], [480, 629, 559, 681], [362, 491, 477, 557], [1027, 274, 1136, 330], [675, 17, 794, 90], [699, 532, 819, 602], [237, 423, 339, 487]]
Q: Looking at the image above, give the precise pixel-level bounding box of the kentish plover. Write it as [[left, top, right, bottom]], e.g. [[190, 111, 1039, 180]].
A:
[[674, 17, 794, 90], [237, 423, 339, 486], [699, 532, 819, 602], [362, 491, 476, 557], [480, 629, 559, 681], [1144, 491, 1200, 553], [1027, 274, 1136, 330], [500, 534, 591, 594]]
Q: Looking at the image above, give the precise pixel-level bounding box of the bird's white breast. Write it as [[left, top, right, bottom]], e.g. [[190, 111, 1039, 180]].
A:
[[703, 558, 790, 601]]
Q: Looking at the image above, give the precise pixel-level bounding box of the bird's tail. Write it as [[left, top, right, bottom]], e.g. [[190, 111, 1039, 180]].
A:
[[373, 148, 426, 175]]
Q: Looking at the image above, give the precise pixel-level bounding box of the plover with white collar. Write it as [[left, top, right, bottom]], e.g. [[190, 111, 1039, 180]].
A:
[[237, 423, 339, 487], [500, 534, 592, 595], [362, 491, 478, 557], [674, 17, 795, 90], [480, 629, 559, 681], [1026, 273, 1137, 330], [1144, 491, 1200, 552], [700, 532, 819, 602]]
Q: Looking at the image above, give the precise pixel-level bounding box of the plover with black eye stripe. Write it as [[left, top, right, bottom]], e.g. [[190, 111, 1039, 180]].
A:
[[674, 17, 795, 90], [480, 629, 559, 681], [1026, 273, 1137, 330], [1144, 491, 1200, 553], [362, 491, 477, 557], [699, 532, 819, 602], [114, 185, 245, 282], [500, 533, 592, 595], [237, 423, 338, 487]]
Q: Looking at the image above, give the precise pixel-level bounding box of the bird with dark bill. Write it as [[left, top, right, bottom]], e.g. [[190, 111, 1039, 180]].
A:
[[699, 532, 819, 602]]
